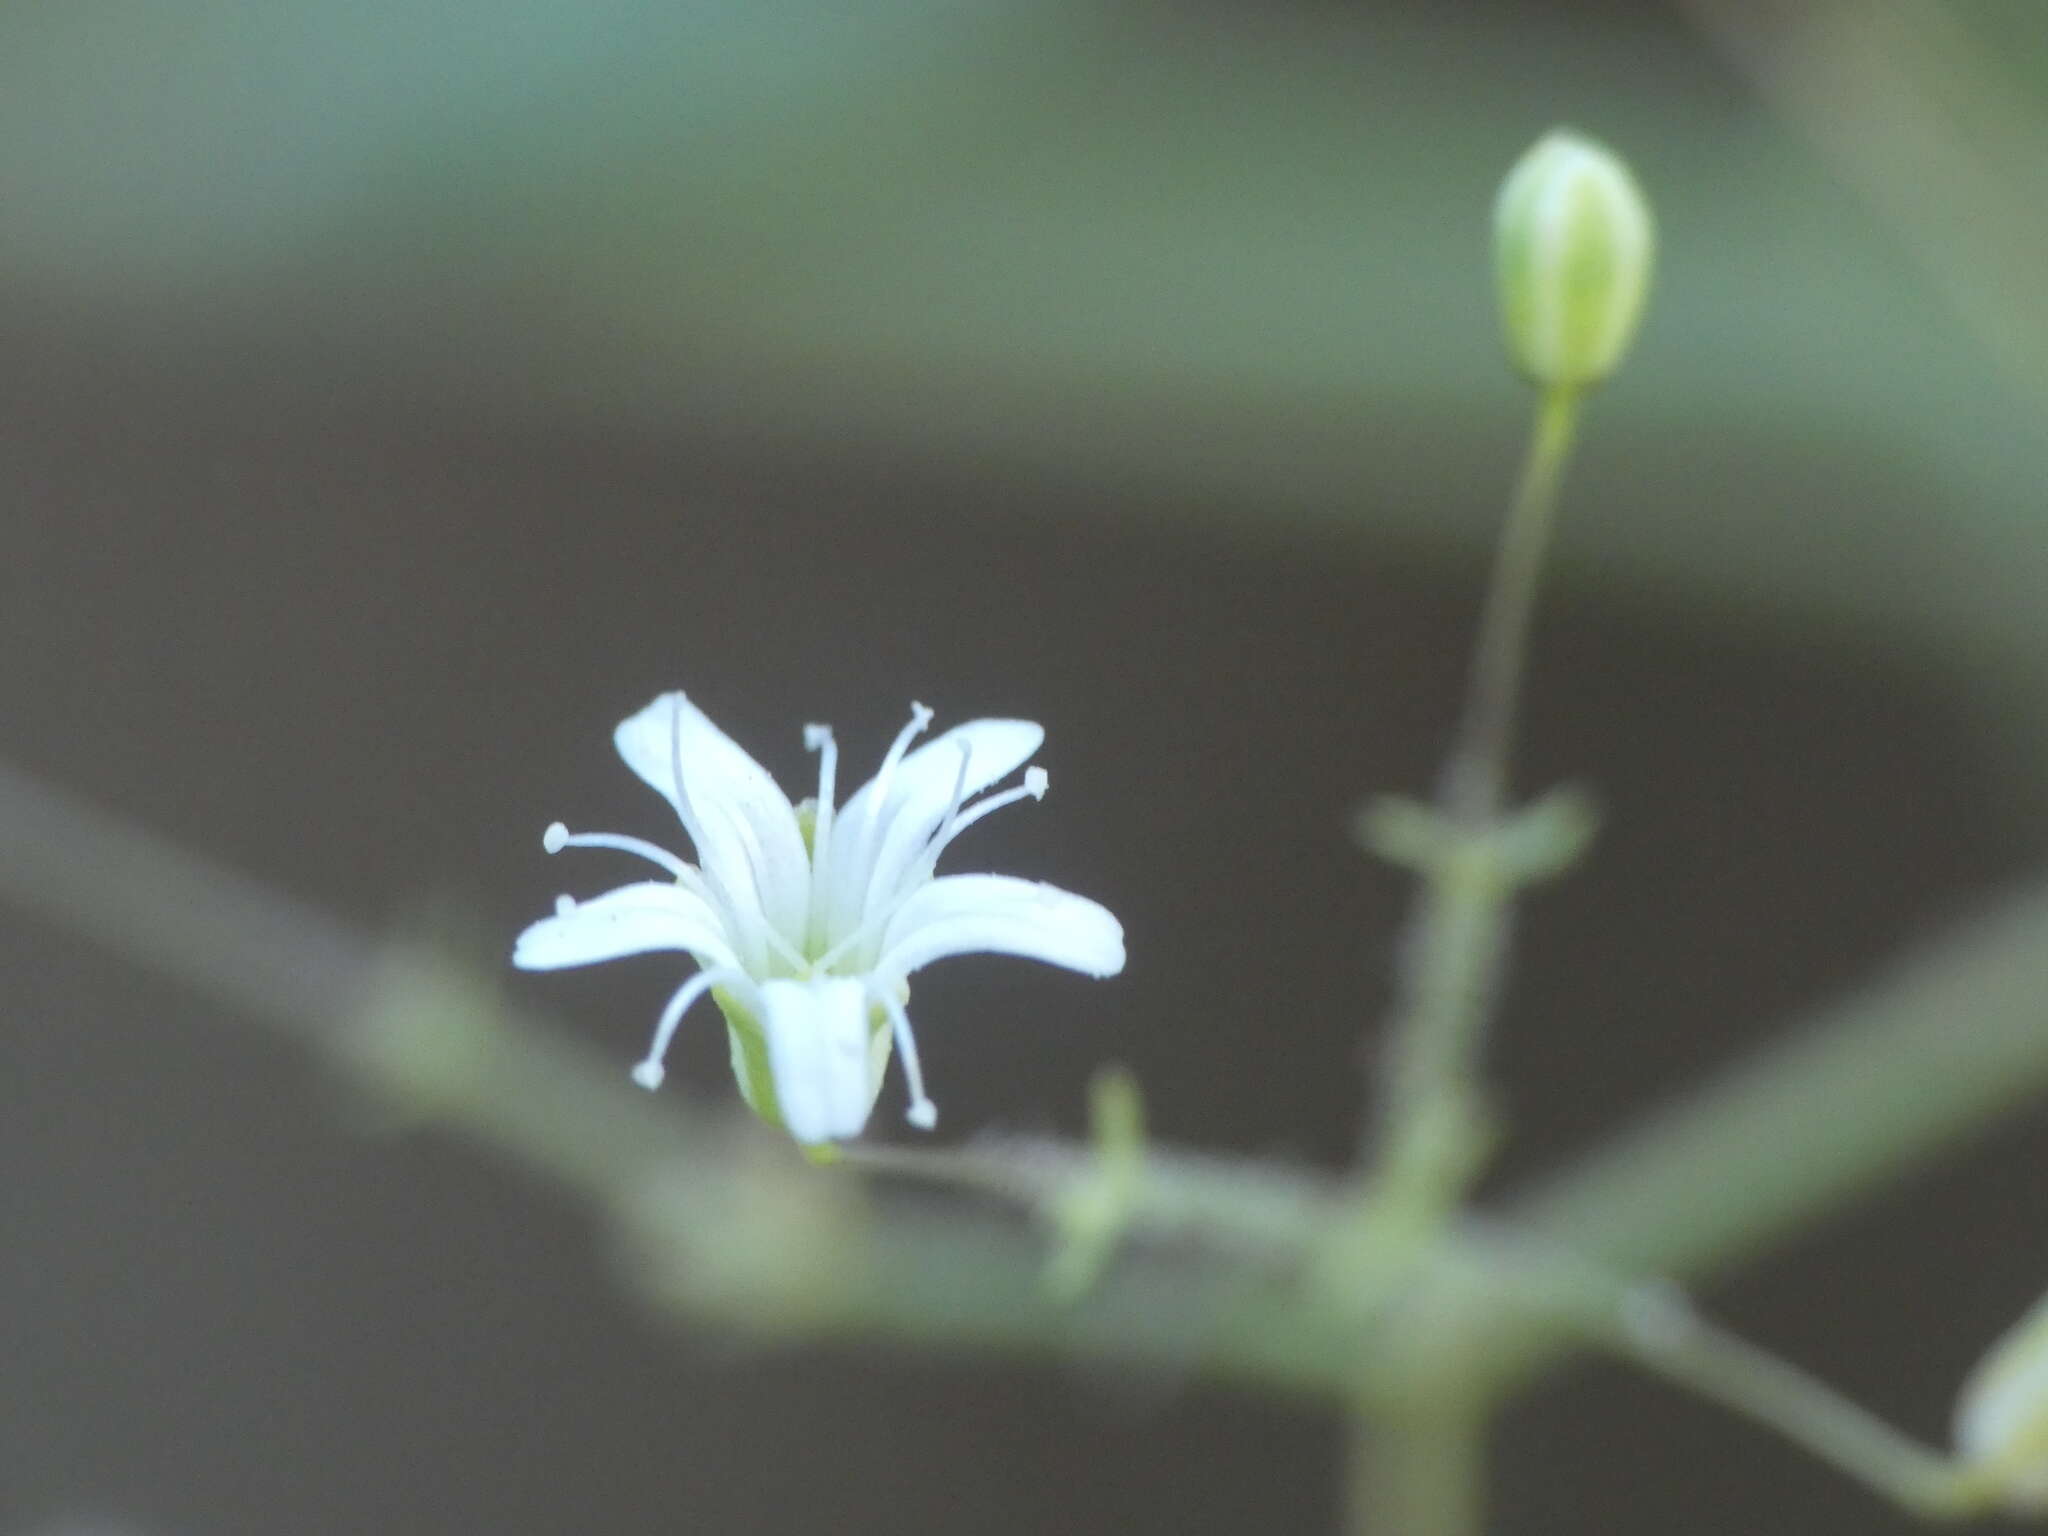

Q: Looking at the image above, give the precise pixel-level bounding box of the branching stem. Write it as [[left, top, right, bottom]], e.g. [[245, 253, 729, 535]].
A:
[[1536, 1266, 2000, 1521], [1368, 384, 1586, 1215]]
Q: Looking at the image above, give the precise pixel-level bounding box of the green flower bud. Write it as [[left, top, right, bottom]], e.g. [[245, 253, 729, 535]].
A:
[[1493, 129, 1655, 388], [1955, 1291, 2048, 1511]]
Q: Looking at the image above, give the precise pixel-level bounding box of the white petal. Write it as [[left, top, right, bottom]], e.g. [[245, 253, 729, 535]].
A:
[[613, 693, 696, 823], [613, 693, 811, 948], [826, 719, 1044, 929], [875, 873, 1125, 981], [512, 881, 737, 971], [757, 977, 882, 1144]]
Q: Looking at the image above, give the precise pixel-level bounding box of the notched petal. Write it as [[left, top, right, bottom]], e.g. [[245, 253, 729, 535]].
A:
[[613, 692, 812, 944], [827, 718, 1044, 925], [876, 873, 1125, 981], [512, 881, 736, 970], [612, 692, 699, 823]]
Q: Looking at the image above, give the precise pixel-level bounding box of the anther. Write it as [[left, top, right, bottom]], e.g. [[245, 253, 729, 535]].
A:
[[632, 968, 730, 1093], [540, 826, 698, 885], [879, 987, 939, 1134], [916, 770, 1049, 875], [940, 742, 973, 824], [871, 705, 935, 798], [804, 723, 841, 951], [856, 704, 940, 879]]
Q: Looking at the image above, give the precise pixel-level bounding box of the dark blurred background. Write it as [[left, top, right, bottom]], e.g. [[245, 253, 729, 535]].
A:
[[6, 1, 2048, 1531]]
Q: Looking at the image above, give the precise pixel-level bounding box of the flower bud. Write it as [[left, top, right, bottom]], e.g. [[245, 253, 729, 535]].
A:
[[1493, 129, 1655, 388], [1955, 1292, 2048, 1511]]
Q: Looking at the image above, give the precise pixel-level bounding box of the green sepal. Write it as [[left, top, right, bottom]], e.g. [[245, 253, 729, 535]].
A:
[[715, 986, 786, 1133], [715, 981, 904, 1152]]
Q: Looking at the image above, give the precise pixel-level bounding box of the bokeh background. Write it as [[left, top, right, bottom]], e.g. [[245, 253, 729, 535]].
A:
[[6, 1, 2048, 1531]]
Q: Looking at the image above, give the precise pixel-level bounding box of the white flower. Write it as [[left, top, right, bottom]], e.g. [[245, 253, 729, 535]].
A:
[[1956, 1290, 2048, 1511], [513, 691, 1125, 1145]]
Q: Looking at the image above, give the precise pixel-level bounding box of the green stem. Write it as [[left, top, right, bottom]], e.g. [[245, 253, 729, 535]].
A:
[[1565, 1278, 1993, 1520], [1370, 385, 1585, 1204], [1445, 384, 1583, 822], [1512, 875, 2048, 1289], [1346, 1408, 1488, 1536], [7, 704, 2048, 1519]]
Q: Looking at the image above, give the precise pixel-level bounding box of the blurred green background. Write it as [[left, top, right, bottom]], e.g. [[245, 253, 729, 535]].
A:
[[5, 1, 2048, 1532]]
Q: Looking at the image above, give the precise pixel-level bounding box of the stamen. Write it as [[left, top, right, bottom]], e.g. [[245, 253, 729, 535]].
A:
[[805, 724, 839, 843], [876, 985, 938, 1130], [856, 740, 971, 932], [543, 826, 696, 883], [860, 702, 934, 847], [661, 695, 779, 973], [814, 760, 1047, 978], [544, 821, 773, 975], [661, 696, 737, 905], [817, 702, 935, 949], [808, 920, 870, 976], [804, 723, 838, 947], [944, 741, 974, 819], [554, 894, 577, 916], [759, 922, 810, 975], [914, 766, 1051, 879], [631, 967, 733, 1090]]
